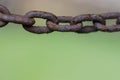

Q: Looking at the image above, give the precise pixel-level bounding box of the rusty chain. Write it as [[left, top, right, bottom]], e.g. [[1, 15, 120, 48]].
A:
[[0, 4, 120, 34]]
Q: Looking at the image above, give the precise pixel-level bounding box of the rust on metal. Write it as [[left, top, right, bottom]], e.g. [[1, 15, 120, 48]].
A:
[[22, 11, 58, 34], [0, 13, 35, 25], [0, 4, 10, 27], [57, 16, 73, 23], [47, 20, 81, 32], [0, 4, 120, 34]]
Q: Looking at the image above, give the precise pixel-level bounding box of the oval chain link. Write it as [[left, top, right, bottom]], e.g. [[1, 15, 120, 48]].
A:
[[0, 4, 120, 34], [23, 11, 58, 34]]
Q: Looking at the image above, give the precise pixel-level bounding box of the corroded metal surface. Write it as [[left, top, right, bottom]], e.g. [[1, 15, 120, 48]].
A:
[[0, 4, 120, 34]]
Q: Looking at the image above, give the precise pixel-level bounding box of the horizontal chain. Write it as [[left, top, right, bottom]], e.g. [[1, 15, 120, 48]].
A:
[[0, 4, 120, 34]]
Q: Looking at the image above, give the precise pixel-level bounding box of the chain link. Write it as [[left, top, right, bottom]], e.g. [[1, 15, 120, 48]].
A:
[[0, 4, 120, 34]]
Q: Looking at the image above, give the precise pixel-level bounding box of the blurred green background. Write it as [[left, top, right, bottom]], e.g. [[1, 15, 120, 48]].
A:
[[0, 0, 120, 80]]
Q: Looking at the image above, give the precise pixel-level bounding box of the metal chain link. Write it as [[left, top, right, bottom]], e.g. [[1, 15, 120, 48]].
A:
[[0, 4, 120, 34]]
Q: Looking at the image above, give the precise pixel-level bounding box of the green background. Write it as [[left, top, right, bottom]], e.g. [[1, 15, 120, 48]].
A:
[[0, 20, 120, 80]]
